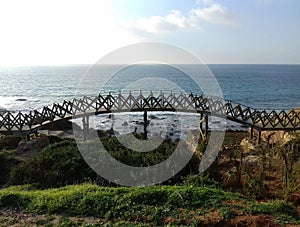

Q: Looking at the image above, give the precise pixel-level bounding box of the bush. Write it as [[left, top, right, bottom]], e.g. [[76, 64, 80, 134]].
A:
[[8, 140, 97, 188], [182, 173, 219, 188], [249, 200, 298, 217], [102, 137, 178, 167], [0, 135, 21, 150], [0, 152, 21, 185], [101, 136, 204, 183], [8, 135, 205, 188]]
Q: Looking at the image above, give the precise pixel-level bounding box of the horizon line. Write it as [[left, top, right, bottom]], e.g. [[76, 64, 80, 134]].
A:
[[1, 63, 300, 68]]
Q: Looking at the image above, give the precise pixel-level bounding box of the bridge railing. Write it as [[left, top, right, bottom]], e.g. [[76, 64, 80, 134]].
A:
[[0, 91, 299, 132]]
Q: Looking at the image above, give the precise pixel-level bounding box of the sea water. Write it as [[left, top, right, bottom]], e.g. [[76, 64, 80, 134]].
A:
[[0, 64, 299, 133]]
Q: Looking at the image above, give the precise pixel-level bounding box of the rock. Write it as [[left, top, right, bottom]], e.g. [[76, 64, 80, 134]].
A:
[[149, 115, 158, 119], [15, 98, 27, 102], [261, 131, 295, 146], [17, 134, 49, 153], [243, 155, 261, 170], [240, 138, 255, 152]]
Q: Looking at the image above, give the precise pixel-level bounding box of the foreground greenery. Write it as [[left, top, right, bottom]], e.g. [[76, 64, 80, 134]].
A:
[[0, 133, 299, 226], [0, 184, 299, 226], [4, 137, 200, 188]]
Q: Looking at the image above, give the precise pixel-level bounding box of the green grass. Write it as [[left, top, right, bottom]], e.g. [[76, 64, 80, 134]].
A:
[[0, 184, 299, 226]]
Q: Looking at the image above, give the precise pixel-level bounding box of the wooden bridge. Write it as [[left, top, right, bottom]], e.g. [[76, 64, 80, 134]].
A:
[[0, 91, 299, 141]]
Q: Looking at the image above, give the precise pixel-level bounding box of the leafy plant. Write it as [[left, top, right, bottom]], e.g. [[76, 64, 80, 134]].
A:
[[182, 173, 219, 188], [219, 207, 237, 219], [0, 152, 21, 185], [8, 140, 97, 188]]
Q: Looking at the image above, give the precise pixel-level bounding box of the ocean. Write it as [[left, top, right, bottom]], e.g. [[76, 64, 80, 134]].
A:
[[0, 64, 299, 133]]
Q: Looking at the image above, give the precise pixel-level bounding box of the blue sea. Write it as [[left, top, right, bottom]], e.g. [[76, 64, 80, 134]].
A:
[[0, 64, 299, 133], [0, 64, 299, 112]]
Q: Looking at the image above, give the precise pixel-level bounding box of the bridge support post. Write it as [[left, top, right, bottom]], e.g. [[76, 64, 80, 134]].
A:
[[250, 126, 254, 139], [258, 130, 262, 144], [199, 114, 206, 139], [205, 114, 209, 137], [82, 116, 89, 141], [7, 114, 12, 135], [82, 117, 86, 141], [143, 111, 148, 140], [200, 113, 203, 132], [86, 116, 89, 137]]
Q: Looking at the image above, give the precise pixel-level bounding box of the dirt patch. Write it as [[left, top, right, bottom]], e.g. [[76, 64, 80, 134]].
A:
[[0, 208, 105, 227], [0, 209, 286, 227]]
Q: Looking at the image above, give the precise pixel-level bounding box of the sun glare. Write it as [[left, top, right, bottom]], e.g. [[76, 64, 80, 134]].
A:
[[0, 0, 137, 66]]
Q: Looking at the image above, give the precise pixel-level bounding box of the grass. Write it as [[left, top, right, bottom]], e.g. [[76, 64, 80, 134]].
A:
[[0, 184, 299, 226]]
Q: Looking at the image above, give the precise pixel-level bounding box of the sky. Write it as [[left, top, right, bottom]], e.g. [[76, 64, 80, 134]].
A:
[[0, 0, 299, 66]]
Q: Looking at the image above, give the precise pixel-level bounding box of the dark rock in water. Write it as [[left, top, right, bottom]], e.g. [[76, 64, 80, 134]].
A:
[[149, 115, 158, 119], [107, 114, 114, 119], [122, 122, 128, 126], [15, 98, 27, 102]]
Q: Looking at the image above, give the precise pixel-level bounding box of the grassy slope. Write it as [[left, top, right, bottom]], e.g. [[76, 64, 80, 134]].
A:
[[0, 184, 299, 226]]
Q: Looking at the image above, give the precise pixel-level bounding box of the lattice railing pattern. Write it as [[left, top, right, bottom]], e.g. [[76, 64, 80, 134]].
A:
[[0, 91, 299, 132]]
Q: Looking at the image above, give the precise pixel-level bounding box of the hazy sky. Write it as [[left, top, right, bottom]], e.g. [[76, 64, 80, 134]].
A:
[[0, 0, 299, 66]]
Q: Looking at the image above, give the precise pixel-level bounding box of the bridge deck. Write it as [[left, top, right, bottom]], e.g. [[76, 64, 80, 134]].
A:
[[0, 91, 299, 133]]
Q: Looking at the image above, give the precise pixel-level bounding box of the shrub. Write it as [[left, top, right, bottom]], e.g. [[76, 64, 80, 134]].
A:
[[0, 152, 21, 185], [101, 136, 204, 184], [8, 135, 205, 188], [220, 207, 237, 219], [249, 200, 298, 217], [182, 173, 219, 188], [8, 141, 97, 188], [0, 135, 21, 150], [102, 137, 178, 167]]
